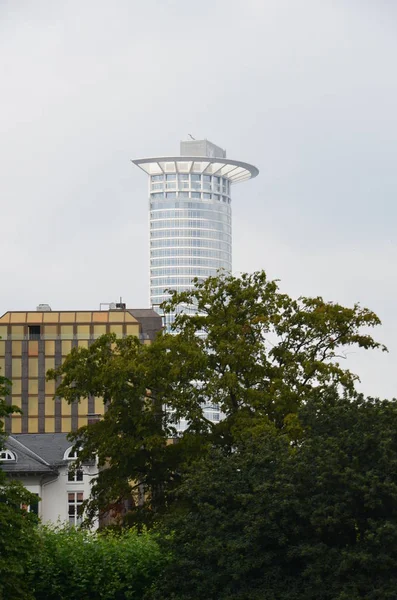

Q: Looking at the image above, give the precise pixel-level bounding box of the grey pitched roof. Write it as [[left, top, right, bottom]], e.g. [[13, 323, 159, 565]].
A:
[[128, 308, 163, 340], [1, 434, 73, 474]]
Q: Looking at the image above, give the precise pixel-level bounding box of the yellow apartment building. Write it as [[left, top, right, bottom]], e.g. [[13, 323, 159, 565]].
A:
[[0, 306, 162, 434]]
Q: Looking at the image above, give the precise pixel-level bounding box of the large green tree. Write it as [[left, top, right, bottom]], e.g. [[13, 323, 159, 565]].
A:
[[0, 371, 39, 600], [48, 270, 386, 525], [152, 390, 397, 600], [49, 335, 182, 525], [152, 271, 386, 433]]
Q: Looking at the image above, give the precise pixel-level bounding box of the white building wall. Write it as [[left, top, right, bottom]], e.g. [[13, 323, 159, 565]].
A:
[[21, 464, 98, 529]]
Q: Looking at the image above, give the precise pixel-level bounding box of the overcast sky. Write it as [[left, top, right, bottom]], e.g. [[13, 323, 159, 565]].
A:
[[0, 0, 396, 398]]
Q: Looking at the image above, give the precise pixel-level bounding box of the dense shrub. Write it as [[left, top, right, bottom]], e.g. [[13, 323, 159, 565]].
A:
[[27, 526, 166, 600]]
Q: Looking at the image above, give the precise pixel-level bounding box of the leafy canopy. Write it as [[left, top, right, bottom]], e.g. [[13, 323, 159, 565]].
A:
[[48, 270, 386, 525], [155, 271, 386, 431], [153, 391, 397, 600]]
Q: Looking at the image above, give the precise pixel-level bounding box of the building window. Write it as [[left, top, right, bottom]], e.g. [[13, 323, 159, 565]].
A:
[[68, 492, 84, 526], [68, 468, 84, 482], [0, 450, 16, 461], [64, 446, 81, 460], [28, 325, 41, 340], [65, 445, 84, 481], [22, 493, 39, 516], [166, 174, 176, 181], [29, 494, 39, 516]]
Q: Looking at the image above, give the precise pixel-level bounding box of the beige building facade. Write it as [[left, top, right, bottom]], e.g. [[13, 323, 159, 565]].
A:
[[0, 307, 162, 434]]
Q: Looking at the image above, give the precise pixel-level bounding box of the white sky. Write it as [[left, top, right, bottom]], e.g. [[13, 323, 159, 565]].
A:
[[0, 0, 396, 398]]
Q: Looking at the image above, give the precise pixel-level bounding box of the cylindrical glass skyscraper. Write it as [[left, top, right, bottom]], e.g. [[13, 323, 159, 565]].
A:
[[133, 140, 258, 431], [132, 139, 259, 330]]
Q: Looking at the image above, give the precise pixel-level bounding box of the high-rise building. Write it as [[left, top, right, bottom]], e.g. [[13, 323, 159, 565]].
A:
[[0, 305, 162, 434], [132, 139, 258, 429], [132, 139, 259, 329]]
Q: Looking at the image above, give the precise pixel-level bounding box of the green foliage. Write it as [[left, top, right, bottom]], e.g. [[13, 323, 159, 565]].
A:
[[0, 369, 39, 600], [27, 525, 167, 600], [157, 271, 386, 431], [47, 270, 386, 526], [0, 479, 39, 600], [152, 390, 397, 600], [48, 334, 182, 526]]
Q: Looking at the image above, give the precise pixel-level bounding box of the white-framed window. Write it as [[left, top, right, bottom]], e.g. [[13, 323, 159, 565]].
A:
[[64, 446, 84, 481], [0, 450, 16, 461], [68, 492, 84, 526], [68, 468, 83, 482]]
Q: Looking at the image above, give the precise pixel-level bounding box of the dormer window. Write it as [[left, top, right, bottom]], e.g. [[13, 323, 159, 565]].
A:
[[65, 446, 83, 482], [64, 446, 81, 461], [0, 450, 16, 461]]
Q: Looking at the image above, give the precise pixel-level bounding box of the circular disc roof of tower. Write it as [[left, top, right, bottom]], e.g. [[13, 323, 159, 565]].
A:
[[132, 156, 259, 184]]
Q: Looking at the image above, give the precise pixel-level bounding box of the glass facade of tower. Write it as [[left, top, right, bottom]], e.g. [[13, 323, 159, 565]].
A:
[[133, 141, 259, 431], [149, 172, 232, 329]]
